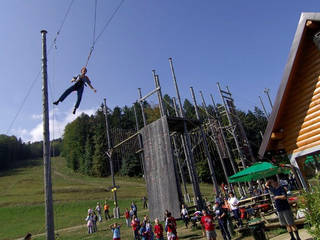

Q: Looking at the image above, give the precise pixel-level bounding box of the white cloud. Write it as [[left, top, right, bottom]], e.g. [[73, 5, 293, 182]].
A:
[[14, 107, 96, 142]]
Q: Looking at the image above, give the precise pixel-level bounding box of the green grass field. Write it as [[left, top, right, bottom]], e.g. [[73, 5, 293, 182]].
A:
[[0, 157, 292, 240], [1, 157, 222, 240]]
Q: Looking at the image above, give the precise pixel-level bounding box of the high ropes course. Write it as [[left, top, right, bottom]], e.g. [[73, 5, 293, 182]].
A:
[[6, 0, 126, 135]]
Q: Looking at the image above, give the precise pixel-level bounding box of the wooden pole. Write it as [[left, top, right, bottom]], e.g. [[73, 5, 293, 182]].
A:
[[169, 57, 204, 210], [41, 29, 55, 240], [138, 88, 147, 127], [259, 96, 269, 118], [133, 103, 145, 176], [190, 87, 220, 195], [103, 98, 120, 218]]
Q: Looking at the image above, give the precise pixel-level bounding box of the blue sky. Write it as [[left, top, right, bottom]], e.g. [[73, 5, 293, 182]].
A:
[[1, 0, 320, 142]]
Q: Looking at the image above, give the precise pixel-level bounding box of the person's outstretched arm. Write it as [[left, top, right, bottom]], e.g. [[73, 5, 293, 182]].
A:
[[86, 77, 97, 92]]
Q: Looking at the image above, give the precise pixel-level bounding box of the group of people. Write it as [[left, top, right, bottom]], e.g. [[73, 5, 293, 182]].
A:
[[84, 201, 116, 234], [86, 175, 301, 240], [129, 211, 177, 240]]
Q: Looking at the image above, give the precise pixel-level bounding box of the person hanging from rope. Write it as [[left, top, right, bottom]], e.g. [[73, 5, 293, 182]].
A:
[[53, 67, 96, 114]]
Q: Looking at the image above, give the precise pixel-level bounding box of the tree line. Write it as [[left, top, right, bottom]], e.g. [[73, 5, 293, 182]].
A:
[[0, 134, 62, 171], [62, 94, 268, 183]]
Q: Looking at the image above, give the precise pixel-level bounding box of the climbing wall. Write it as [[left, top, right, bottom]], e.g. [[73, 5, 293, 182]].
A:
[[140, 116, 181, 220]]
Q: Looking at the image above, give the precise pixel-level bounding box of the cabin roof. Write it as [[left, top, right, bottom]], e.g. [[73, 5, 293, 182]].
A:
[[259, 12, 320, 158]]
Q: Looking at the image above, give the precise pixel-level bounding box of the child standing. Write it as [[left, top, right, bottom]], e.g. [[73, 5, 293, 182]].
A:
[[165, 212, 178, 240], [139, 222, 148, 240], [85, 213, 94, 234], [92, 211, 98, 232], [181, 204, 189, 229], [124, 208, 130, 227], [110, 223, 122, 240], [154, 218, 164, 240], [95, 202, 102, 222], [131, 216, 141, 240], [146, 221, 154, 240]]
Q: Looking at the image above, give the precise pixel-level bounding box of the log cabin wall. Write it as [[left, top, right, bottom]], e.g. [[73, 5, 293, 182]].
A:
[[274, 27, 320, 154]]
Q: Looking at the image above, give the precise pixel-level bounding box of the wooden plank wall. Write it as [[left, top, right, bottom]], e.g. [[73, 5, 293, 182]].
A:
[[140, 116, 181, 220], [277, 31, 320, 154]]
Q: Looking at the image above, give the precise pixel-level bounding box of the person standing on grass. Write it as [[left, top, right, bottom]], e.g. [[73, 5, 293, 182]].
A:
[[125, 208, 131, 227], [92, 211, 98, 232], [146, 221, 154, 240], [104, 202, 111, 220], [154, 218, 164, 240], [139, 222, 148, 240], [228, 192, 242, 228], [265, 177, 301, 240], [214, 201, 231, 240], [142, 196, 148, 209], [131, 216, 141, 240], [130, 207, 135, 220], [110, 223, 122, 240], [165, 211, 178, 240], [95, 202, 102, 222], [131, 201, 138, 217], [181, 204, 189, 229], [85, 212, 94, 234], [201, 210, 217, 240]]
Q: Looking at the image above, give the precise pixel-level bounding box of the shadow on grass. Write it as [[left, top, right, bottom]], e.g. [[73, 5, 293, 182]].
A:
[[0, 158, 42, 177]]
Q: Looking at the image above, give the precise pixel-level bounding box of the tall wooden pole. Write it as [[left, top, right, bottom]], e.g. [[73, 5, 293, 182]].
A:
[[190, 87, 220, 195], [41, 30, 55, 240], [152, 70, 166, 117], [169, 57, 204, 210], [264, 88, 273, 108], [259, 96, 269, 118], [138, 88, 147, 126], [103, 98, 120, 218], [133, 103, 145, 176]]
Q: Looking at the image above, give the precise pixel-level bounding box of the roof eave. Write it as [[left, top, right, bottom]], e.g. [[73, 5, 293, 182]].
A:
[[258, 12, 320, 158]]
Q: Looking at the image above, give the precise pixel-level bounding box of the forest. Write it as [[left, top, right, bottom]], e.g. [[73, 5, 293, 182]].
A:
[[61, 94, 268, 183], [0, 94, 267, 183], [0, 135, 62, 171]]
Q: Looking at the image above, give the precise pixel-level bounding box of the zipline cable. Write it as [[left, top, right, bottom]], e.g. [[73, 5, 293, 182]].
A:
[[93, 0, 98, 45], [6, 0, 76, 135], [50, 0, 76, 54], [85, 0, 125, 67]]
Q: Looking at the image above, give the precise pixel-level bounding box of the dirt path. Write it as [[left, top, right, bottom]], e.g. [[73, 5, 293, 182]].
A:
[[14, 224, 86, 240]]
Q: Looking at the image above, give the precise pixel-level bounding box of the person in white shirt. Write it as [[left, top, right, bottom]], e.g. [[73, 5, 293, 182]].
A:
[[228, 192, 242, 228], [181, 204, 189, 228]]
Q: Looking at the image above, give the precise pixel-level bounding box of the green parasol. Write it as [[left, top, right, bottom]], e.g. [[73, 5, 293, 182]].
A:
[[228, 162, 290, 183]]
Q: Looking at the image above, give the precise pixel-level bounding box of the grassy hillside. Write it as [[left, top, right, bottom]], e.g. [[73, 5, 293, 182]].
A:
[[0, 157, 219, 240]]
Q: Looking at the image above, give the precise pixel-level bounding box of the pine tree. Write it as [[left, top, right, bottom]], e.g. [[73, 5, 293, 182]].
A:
[[92, 109, 109, 176]]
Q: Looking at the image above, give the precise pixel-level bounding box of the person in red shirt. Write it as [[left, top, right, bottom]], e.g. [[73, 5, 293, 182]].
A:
[[124, 208, 130, 227], [154, 218, 164, 240], [165, 212, 178, 240], [131, 216, 140, 240], [200, 210, 217, 240]]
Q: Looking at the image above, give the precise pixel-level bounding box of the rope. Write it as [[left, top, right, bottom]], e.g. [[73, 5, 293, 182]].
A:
[[50, 0, 76, 53], [6, 70, 41, 134], [6, 0, 75, 135], [84, 0, 125, 67], [92, 0, 98, 45]]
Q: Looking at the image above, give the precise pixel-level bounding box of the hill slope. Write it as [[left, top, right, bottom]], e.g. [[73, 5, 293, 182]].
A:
[[1, 157, 220, 239]]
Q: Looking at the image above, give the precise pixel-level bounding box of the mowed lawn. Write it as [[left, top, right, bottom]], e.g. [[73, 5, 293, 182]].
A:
[[0, 157, 217, 239]]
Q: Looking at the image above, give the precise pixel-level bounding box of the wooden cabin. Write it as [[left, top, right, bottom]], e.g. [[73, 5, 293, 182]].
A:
[[259, 13, 320, 188]]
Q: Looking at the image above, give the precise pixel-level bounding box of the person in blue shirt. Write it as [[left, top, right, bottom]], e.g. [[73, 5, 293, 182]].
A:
[[110, 223, 122, 240], [266, 177, 301, 240], [53, 67, 96, 114]]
